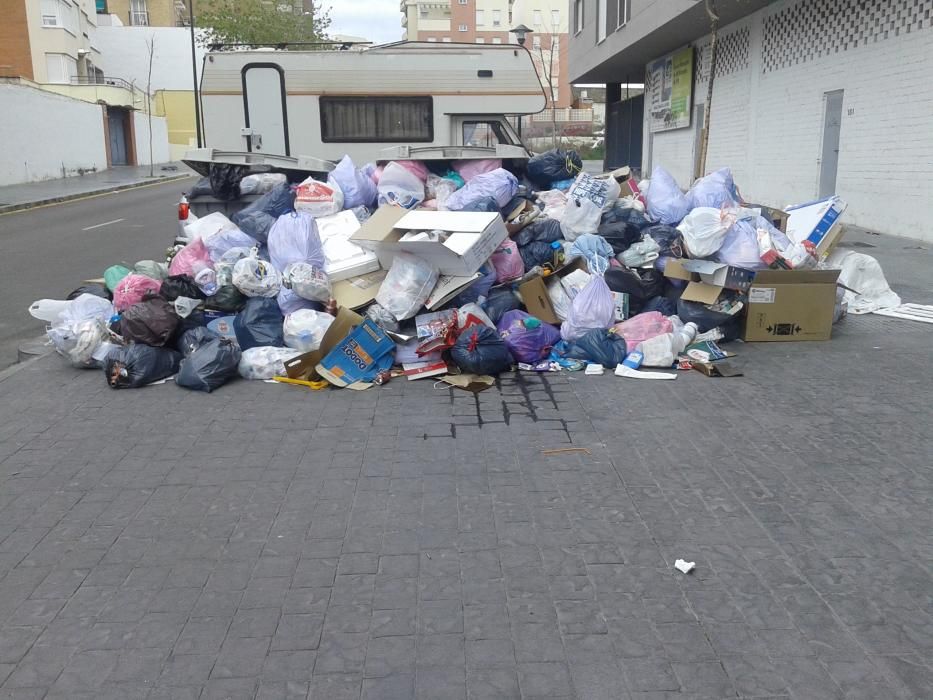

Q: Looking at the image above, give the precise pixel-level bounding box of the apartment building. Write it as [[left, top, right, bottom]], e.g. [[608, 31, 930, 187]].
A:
[[401, 0, 511, 44], [511, 0, 570, 107], [97, 0, 184, 27], [568, 0, 933, 240]]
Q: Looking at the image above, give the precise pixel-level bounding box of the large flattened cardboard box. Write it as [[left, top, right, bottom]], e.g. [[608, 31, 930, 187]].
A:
[[664, 259, 755, 304], [350, 207, 508, 276], [785, 196, 847, 259], [743, 269, 841, 342]]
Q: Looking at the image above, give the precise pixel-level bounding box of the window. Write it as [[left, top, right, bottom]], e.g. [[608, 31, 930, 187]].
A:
[[427, 37, 437, 42], [475, 9, 483, 25], [420, 7, 428, 18], [41, 0, 60, 26], [320, 96, 433, 143], [617, 0, 630, 27], [551, 9, 559, 27], [95, 0, 107, 12], [574, 0, 583, 34], [475, 37, 485, 43], [532, 35, 541, 49], [130, 0, 148, 25], [533, 10, 541, 26], [462, 121, 506, 148], [492, 9, 500, 26], [45, 53, 77, 83], [458, 0, 467, 4], [491, 37, 501, 44], [458, 23, 467, 31], [597, 0, 607, 42], [442, 37, 451, 42]]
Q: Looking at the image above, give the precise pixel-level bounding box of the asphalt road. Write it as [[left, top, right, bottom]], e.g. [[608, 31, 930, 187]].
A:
[[0, 176, 196, 369]]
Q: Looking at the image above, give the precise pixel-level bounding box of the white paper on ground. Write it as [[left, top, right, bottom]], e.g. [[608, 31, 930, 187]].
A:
[[614, 364, 677, 380], [674, 559, 696, 574]]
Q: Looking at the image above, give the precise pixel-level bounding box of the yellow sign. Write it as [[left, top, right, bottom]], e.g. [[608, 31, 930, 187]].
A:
[[646, 46, 694, 133]]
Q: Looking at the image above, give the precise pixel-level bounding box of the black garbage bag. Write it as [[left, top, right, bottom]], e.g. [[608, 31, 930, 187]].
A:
[[450, 326, 513, 375], [459, 196, 500, 213], [209, 163, 249, 201], [484, 287, 522, 324], [188, 176, 214, 198], [604, 268, 667, 315], [562, 329, 628, 368], [206, 284, 247, 313], [519, 241, 557, 271], [514, 218, 563, 247], [676, 297, 742, 339], [160, 274, 205, 301], [176, 326, 219, 356], [644, 224, 684, 258], [233, 297, 284, 350], [232, 182, 295, 243], [173, 309, 207, 340], [104, 344, 181, 389], [642, 296, 677, 317], [120, 296, 179, 346], [527, 149, 583, 188], [66, 283, 112, 301], [176, 338, 241, 392], [450, 263, 497, 307], [598, 204, 652, 254]]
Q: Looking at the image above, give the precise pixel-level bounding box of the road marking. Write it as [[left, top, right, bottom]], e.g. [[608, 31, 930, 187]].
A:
[[81, 218, 125, 231]]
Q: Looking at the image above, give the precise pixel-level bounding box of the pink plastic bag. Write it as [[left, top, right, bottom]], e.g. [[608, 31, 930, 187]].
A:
[[392, 160, 430, 183], [490, 239, 524, 282], [453, 159, 502, 182], [614, 311, 673, 352], [113, 274, 161, 311], [560, 275, 615, 341], [169, 237, 212, 277]]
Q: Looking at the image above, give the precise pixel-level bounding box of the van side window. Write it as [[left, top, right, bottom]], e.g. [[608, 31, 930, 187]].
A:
[[462, 121, 508, 147], [320, 96, 433, 143]]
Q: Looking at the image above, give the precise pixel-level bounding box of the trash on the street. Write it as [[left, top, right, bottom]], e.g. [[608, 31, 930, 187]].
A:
[[32, 147, 904, 394], [674, 559, 696, 574]]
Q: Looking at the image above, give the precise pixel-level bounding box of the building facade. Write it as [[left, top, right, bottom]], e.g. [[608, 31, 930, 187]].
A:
[[569, 0, 933, 240], [97, 0, 183, 27]]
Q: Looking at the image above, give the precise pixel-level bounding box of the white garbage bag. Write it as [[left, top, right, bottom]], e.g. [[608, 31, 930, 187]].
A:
[[283, 309, 334, 352], [825, 250, 901, 314], [232, 253, 281, 298], [238, 346, 303, 380]]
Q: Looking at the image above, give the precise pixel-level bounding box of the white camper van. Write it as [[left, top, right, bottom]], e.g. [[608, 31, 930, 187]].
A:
[[198, 42, 546, 165]]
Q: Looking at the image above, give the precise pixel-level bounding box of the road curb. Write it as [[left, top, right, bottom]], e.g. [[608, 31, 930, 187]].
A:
[[0, 173, 193, 216], [0, 346, 52, 384]]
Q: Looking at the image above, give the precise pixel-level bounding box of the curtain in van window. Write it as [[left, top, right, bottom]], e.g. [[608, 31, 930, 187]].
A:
[[320, 97, 433, 142]]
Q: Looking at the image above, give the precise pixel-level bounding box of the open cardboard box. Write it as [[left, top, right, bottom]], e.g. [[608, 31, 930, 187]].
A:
[[283, 307, 363, 381], [664, 259, 755, 304], [743, 268, 841, 341], [517, 258, 588, 325], [786, 196, 848, 258], [350, 207, 508, 276]]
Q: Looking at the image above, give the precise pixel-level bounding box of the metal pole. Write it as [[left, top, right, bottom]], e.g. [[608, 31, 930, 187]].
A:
[[188, 0, 203, 147]]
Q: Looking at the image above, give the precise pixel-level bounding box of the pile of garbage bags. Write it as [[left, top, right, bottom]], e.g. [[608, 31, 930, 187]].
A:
[[32, 150, 901, 392]]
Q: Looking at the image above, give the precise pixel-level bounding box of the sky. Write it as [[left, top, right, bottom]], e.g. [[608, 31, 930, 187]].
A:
[[319, 0, 404, 45]]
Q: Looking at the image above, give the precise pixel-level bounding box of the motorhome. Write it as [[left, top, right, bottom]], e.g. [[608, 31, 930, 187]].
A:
[[197, 42, 547, 166]]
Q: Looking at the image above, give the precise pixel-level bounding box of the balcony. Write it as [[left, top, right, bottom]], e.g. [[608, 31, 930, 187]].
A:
[[40, 75, 150, 110]]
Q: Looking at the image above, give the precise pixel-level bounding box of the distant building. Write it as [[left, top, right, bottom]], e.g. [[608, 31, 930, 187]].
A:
[[97, 0, 185, 27], [568, 0, 933, 238]]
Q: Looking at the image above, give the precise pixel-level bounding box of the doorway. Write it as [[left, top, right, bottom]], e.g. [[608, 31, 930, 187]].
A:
[[242, 64, 289, 155], [819, 90, 843, 198], [108, 108, 129, 165]]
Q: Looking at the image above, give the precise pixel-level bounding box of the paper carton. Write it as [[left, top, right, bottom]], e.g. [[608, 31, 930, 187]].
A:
[[331, 270, 388, 310], [518, 258, 588, 325], [316, 318, 396, 389], [742, 269, 841, 342], [664, 259, 755, 304], [350, 207, 508, 276], [785, 196, 847, 257]]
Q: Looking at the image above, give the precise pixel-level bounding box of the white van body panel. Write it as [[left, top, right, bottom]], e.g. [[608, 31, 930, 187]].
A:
[[199, 42, 545, 163]]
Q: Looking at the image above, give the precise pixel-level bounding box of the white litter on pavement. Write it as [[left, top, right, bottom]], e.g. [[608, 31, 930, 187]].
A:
[[674, 559, 696, 574]]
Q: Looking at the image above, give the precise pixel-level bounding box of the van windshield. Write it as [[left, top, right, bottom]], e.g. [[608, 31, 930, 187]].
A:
[[462, 121, 509, 148]]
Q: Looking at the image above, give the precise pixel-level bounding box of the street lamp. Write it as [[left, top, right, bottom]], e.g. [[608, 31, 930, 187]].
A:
[[188, 0, 203, 147], [510, 24, 532, 141], [510, 23, 531, 47]]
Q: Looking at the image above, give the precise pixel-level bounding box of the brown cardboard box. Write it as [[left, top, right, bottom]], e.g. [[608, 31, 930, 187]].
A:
[[744, 203, 789, 232], [283, 307, 363, 380], [518, 258, 588, 325], [742, 269, 841, 342], [331, 270, 388, 310], [664, 259, 755, 304]]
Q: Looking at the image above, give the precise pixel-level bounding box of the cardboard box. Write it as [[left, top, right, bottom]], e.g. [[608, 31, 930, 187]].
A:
[[742, 268, 841, 342], [785, 196, 847, 257], [331, 270, 388, 310], [316, 318, 396, 389], [423, 272, 482, 310], [283, 307, 363, 381], [350, 208, 508, 276], [518, 258, 588, 325], [743, 202, 789, 232], [664, 259, 755, 304], [317, 209, 381, 282]]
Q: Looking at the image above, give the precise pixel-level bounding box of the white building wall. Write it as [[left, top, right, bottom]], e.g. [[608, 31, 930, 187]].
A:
[[0, 82, 107, 185], [132, 111, 171, 165], [645, 0, 933, 241], [92, 26, 208, 90]]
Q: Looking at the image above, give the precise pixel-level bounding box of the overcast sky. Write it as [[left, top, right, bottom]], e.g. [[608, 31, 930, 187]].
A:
[[319, 0, 404, 45]]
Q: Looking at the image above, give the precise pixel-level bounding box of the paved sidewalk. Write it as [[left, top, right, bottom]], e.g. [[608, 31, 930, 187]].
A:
[[0, 163, 194, 214], [0, 231, 930, 699]]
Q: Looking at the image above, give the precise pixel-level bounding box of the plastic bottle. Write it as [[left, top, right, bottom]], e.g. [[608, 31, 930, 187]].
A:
[[550, 240, 565, 268]]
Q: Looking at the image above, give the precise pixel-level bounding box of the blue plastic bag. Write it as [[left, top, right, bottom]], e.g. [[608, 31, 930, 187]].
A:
[[568, 233, 614, 275], [233, 297, 284, 350], [232, 182, 295, 243], [445, 168, 518, 211], [562, 329, 628, 368], [645, 167, 690, 225], [687, 168, 738, 209], [267, 211, 325, 272], [328, 155, 377, 209], [450, 325, 513, 375]]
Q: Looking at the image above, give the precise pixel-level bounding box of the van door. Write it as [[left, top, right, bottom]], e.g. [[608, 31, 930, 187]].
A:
[[242, 63, 290, 155]]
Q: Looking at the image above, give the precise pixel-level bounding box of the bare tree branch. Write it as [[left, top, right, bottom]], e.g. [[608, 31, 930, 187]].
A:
[[696, 0, 719, 178]]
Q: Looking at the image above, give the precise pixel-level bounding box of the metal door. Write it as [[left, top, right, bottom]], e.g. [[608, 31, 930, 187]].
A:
[[242, 64, 289, 155], [819, 90, 843, 197], [108, 110, 128, 165]]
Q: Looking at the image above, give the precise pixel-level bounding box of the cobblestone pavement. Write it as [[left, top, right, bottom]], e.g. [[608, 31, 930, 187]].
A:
[[0, 235, 931, 699]]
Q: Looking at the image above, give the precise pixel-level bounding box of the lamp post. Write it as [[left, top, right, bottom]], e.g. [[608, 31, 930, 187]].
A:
[[510, 24, 532, 141], [188, 0, 203, 147]]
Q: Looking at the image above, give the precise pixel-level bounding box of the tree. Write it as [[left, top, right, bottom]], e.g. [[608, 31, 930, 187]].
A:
[[145, 35, 155, 177], [529, 25, 564, 149], [696, 0, 719, 178], [195, 0, 330, 49]]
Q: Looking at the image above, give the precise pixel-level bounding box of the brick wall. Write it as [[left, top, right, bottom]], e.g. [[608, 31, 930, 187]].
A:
[[0, 0, 34, 79], [645, 0, 933, 239]]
